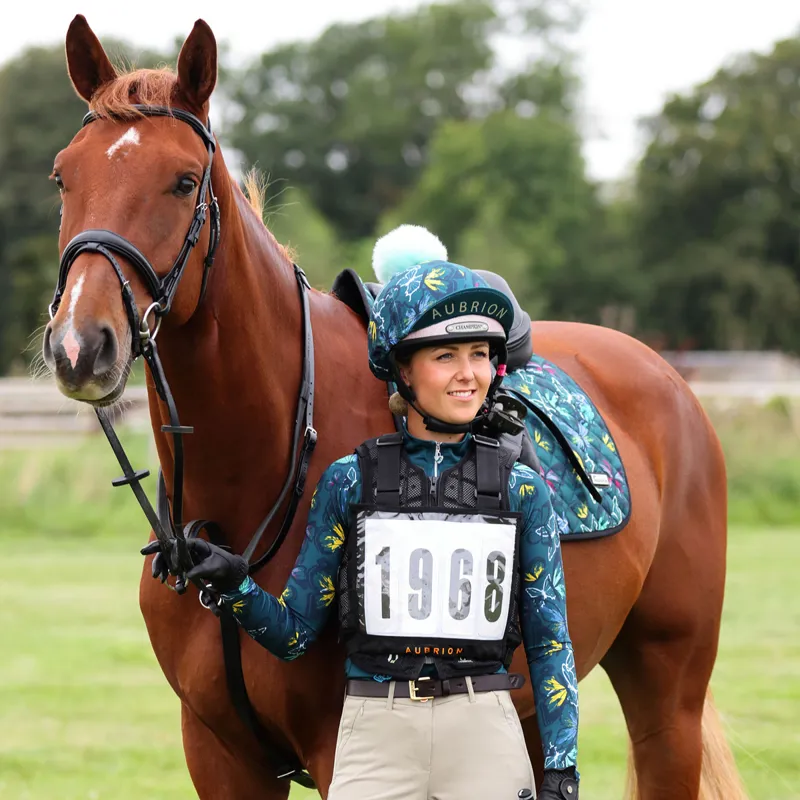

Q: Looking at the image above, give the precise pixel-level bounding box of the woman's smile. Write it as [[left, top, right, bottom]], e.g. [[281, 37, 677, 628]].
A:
[[447, 388, 477, 400]]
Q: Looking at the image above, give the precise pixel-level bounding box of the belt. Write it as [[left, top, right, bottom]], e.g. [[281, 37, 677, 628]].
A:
[[346, 673, 526, 701]]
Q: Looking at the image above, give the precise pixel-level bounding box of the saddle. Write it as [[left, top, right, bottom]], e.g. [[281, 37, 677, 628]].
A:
[[330, 268, 533, 370]]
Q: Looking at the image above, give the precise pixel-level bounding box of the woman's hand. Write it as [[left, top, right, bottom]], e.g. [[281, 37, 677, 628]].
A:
[[141, 538, 249, 593], [537, 767, 578, 799]]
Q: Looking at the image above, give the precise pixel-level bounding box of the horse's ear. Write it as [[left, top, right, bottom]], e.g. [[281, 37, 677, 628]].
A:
[[175, 19, 217, 112], [65, 15, 117, 103]]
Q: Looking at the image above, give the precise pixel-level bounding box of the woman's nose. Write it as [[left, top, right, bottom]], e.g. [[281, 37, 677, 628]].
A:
[[454, 357, 475, 380]]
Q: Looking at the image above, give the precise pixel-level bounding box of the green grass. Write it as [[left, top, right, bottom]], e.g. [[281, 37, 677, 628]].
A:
[[1, 404, 798, 797], [0, 528, 797, 799]]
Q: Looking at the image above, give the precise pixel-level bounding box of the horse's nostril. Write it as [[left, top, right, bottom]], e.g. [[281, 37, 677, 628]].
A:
[[93, 324, 119, 376], [42, 326, 54, 367]]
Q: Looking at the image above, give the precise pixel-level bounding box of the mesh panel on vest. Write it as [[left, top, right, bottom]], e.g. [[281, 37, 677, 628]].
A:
[[442, 455, 478, 508]]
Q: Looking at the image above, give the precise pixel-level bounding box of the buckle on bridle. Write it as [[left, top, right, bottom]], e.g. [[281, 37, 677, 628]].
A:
[[304, 426, 318, 450], [408, 676, 432, 702]]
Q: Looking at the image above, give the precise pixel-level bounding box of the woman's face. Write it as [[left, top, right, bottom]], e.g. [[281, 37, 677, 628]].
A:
[[400, 340, 492, 425]]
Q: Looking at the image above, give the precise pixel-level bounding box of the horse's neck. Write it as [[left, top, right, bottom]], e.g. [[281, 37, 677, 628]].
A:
[[148, 158, 304, 548]]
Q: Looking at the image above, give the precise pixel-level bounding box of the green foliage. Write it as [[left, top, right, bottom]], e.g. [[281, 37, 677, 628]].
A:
[[226, 1, 580, 242], [389, 107, 595, 316], [0, 47, 85, 372], [633, 35, 800, 350]]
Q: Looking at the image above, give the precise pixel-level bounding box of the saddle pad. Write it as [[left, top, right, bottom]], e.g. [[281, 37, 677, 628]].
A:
[[502, 355, 631, 540]]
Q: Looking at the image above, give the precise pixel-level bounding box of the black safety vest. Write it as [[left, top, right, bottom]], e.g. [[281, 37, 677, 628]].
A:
[[337, 433, 523, 680]]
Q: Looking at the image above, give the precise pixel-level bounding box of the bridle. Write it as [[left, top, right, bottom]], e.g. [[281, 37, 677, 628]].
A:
[[47, 104, 318, 789], [50, 106, 220, 354], [48, 103, 317, 599]]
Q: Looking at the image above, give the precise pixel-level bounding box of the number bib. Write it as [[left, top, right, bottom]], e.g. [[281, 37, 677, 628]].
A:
[[355, 509, 520, 642]]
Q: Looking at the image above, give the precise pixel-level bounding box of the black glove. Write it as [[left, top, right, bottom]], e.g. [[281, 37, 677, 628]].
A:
[[141, 538, 249, 593], [537, 767, 579, 800]]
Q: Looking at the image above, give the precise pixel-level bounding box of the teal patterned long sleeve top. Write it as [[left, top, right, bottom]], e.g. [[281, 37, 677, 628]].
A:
[[220, 429, 579, 770]]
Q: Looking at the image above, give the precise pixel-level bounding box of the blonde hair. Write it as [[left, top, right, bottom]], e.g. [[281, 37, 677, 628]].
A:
[[388, 392, 409, 416]]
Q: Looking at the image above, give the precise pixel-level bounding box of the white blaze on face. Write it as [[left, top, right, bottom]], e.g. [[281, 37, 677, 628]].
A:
[[62, 272, 86, 368], [106, 127, 141, 158]]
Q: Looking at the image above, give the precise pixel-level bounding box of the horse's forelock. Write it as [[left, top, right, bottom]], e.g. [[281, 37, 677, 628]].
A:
[[88, 68, 177, 119]]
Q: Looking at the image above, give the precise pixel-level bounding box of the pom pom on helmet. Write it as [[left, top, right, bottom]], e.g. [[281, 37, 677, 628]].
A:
[[372, 224, 448, 283]]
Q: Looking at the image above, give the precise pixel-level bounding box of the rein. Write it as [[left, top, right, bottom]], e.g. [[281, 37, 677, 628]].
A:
[[49, 105, 317, 789]]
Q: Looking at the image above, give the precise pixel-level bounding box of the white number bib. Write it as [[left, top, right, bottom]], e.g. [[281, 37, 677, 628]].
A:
[[358, 511, 518, 641]]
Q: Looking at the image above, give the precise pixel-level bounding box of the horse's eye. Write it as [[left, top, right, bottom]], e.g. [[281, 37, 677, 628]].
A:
[[174, 176, 197, 197]]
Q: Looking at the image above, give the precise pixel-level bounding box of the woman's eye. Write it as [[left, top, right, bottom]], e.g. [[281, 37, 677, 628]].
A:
[[436, 353, 452, 361], [52, 173, 64, 190], [174, 176, 197, 196]]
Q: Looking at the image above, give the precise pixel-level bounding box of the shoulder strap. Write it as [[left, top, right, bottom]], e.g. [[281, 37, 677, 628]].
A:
[[473, 434, 502, 509], [375, 433, 403, 504]]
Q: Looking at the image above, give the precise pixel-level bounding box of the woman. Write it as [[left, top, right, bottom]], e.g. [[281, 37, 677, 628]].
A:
[[143, 225, 580, 800]]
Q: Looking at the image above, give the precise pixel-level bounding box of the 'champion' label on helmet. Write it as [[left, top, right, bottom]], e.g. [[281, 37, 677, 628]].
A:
[[445, 321, 490, 334]]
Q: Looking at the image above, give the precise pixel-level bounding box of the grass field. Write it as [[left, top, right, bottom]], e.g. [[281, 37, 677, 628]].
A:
[[2, 402, 799, 798], [1, 526, 797, 799]]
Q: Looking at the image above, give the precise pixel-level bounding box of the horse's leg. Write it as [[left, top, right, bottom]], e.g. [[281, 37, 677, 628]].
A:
[[181, 702, 290, 800], [601, 421, 735, 800]]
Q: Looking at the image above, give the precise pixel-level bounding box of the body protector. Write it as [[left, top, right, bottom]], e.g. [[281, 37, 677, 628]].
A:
[[338, 433, 523, 680]]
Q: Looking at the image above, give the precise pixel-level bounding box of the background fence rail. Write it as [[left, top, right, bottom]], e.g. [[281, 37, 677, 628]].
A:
[[3, 376, 800, 448]]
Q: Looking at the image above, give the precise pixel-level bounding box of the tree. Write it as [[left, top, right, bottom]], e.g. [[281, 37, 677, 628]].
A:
[[225, 0, 580, 242], [633, 35, 800, 350], [383, 103, 597, 318]]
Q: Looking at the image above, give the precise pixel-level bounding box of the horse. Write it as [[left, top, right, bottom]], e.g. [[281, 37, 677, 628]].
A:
[[42, 15, 746, 800]]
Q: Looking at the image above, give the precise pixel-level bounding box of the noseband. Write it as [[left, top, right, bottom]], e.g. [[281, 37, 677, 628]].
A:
[[49, 106, 221, 356]]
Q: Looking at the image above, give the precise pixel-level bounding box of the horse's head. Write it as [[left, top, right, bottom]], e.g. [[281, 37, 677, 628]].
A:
[[43, 15, 219, 404]]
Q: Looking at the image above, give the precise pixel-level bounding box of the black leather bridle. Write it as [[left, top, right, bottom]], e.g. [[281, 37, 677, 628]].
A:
[[48, 105, 317, 789]]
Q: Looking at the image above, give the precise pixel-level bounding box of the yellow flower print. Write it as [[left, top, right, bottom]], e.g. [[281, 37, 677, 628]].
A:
[[544, 677, 567, 708], [519, 483, 536, 498], [310, 486, 318, 510], [323, 522, 346, 552], [231, 600, 246, 615], [277, 588, 291, 608], [602, 433, 616, 453], [287, 631, 299, 647], [573, 451, 584, 469], [368, 319, 377, 342], [576, 504, 588, 519], [319, 575, 336, 606], [518, 383, 531, 396], [545, 641, 563, 656], [525, 565, 544, 583], [533, 430, 551, 451], [424, 267, 446, 291]]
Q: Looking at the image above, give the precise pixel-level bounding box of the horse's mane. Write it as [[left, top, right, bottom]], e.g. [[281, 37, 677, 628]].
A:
[[90, 67, 177, 119], [89, 66, 274, 231]]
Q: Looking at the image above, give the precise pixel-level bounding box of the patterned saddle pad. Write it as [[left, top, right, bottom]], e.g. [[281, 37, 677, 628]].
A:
[[503, 355, 631, 540]]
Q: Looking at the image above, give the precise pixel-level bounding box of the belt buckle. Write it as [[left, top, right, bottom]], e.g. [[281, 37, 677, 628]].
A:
[[408, 676, 432, 702]]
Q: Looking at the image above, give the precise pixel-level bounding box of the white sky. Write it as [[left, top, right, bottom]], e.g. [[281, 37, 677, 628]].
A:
[[2, 1, 799, 183]]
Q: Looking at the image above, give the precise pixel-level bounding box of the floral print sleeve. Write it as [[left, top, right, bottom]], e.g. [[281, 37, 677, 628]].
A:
[[509, 463, 579, 772], [218, 455, 361, 661]]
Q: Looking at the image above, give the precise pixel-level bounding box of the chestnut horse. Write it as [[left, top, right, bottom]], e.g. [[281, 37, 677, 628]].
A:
[[42, 15, 746, 800]]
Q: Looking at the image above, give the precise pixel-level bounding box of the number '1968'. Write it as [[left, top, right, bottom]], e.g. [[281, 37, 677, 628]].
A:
[[374, 546, 507, 623]]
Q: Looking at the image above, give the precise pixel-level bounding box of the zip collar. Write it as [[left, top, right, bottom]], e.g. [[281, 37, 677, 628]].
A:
[[401, 420, 472, 472]]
